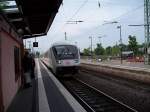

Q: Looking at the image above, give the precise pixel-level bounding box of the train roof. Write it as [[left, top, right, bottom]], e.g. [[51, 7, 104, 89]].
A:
[[51, 42, 76, 47], [43, 42, 77, 55]]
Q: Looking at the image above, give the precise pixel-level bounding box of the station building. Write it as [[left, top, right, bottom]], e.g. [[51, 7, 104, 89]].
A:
[[0, 0, 62, 111], [0, 14, 23, 112]]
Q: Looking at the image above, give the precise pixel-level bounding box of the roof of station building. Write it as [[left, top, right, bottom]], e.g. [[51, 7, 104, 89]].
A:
[[1, 0, 62, 39]]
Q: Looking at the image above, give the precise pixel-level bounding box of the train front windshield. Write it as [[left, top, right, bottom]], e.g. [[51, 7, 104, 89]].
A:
[[52, 45, 79, 60]]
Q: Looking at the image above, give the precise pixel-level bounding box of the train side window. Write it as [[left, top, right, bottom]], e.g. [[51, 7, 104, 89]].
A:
[[14, 46, 21, 81]]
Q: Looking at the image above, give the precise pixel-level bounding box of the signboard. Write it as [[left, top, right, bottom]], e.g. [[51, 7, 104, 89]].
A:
[[33, 42, 38, 47], [148, 48, 150, 54]]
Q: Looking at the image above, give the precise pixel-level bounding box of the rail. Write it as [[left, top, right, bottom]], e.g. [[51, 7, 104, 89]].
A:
[[60, 77, 138, 112]]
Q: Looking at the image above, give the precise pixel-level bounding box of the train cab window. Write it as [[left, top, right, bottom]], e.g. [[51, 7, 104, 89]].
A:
[[52, 45, 78, 59], [14, 46, 20, 81]]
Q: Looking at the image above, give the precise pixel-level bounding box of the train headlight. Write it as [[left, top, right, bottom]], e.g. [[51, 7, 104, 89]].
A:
[[74, 59, 79, 63], [56, 60, 61, 64]]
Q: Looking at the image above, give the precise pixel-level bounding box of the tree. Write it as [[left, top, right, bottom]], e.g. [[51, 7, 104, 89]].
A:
[[94, 43, 105, 55], [83, 48, 90, 56], [105, 46, 112, 55], [120, 44, 129, 51], [128, 35, 138, 56], [112, 45, 120, 56]]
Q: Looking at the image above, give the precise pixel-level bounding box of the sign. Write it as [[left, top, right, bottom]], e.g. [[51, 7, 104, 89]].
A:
[[33, 42, 38, 47], [148, 48, 150, 54]]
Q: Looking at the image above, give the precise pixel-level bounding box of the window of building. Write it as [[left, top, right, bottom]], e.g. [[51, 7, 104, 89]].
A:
[[14, 46, 20, 81]]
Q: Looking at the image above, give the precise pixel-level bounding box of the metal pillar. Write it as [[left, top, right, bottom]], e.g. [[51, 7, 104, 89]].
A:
[[65, 32, 67, 41], [144, 0, 150, 64], [117, 25, 123, 64], [89, 36, 93, 60]]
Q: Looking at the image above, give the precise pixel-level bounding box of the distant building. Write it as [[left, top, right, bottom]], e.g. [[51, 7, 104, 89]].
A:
[[122, 51, 133, 59]]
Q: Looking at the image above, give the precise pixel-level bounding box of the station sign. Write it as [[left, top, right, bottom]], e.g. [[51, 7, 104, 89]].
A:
[[33, 42, 38, 47], [148, 48, 150, 54]]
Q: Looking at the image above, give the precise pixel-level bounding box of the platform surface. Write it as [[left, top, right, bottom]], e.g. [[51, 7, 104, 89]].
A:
[[7, 59, 86, 112], [81, 59, 150, 73]]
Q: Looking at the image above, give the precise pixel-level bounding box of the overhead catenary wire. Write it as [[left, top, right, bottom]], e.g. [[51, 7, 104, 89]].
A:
[[68, 0, 89, 21], [66, 3, 144, 45], [83, 4, 144, 36], [50, 2, 144, 42], [50, 0, 89, 39]]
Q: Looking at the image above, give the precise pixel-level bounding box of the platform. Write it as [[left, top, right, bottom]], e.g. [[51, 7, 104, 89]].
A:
[[81, 59, 150, 73], [80, 59, 150, 84], [7, 59, 86, 112]]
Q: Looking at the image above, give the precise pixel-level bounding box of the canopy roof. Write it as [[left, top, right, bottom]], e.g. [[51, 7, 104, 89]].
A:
[[1, 0, 62, 39]]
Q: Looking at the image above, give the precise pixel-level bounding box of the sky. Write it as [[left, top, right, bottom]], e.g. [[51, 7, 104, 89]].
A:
[[25, 0, 144, 53]]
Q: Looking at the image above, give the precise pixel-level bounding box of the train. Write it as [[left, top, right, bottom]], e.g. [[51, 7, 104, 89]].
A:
[[44, 42, 80, 76]]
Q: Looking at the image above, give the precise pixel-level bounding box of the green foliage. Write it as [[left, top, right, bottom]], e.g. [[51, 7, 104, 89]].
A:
[[82, 35, 145, 57], [120, 44, 129, 51], [128, 35, 138, 56], [94, 43, 105, 55], [138, 43, 145, 48], [112, 45, 120, 56], [105, 46, 112, 55], [83, 48, 91, 56]]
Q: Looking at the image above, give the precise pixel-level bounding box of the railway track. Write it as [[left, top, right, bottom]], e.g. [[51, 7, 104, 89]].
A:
[[41, 60, 139, 112], [60, 77, 138, 112]]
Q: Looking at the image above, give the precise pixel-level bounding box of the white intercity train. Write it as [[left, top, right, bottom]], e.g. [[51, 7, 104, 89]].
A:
[[44, 42, 80, 76]]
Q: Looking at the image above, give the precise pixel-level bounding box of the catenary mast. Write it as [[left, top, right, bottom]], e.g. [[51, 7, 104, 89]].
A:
[[144, 0, 150, 64]]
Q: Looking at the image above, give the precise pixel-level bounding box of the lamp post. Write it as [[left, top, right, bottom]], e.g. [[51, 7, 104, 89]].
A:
[[66, 20, 84, 24], [145, 0, 150, 64], [65, 20, 83, 43], [89, 36, 93, 60], [103, 21, 118, 25], [117, 25, 123, 64], [103, 21, 123, 63], [64, 32, 67, 41], [103, 21, 124, 64], [98, 36, 102, 45], [98, 35, 106, 45]]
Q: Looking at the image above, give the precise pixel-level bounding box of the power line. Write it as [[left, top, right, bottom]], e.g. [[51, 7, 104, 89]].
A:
[[50, 0, 89, 39], [67, 4, 144, 43], [83, 4, 144, 35], [50, 2, 144, 41], [68, 0, 89, 21], [114, 4, 144, 21]]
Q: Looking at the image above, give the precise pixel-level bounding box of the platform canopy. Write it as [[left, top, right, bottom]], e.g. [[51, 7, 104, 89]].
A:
[[1, 0, 62, 39]]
